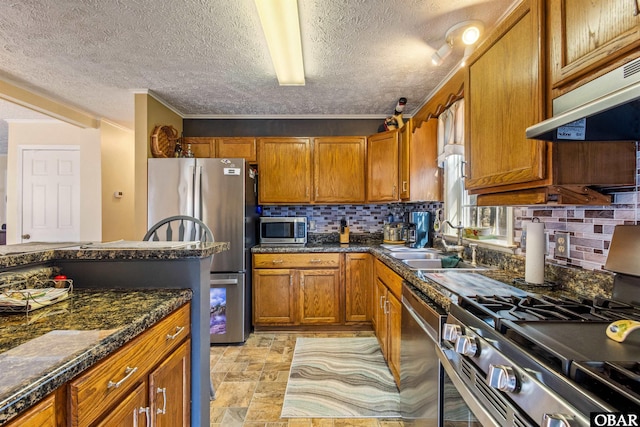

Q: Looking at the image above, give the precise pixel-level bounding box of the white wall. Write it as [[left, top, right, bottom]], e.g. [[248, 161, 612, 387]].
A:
[[7, 121, 102, 243]]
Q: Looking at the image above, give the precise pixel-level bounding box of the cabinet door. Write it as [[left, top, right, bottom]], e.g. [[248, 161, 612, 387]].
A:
[[216, 137, 257, 163], [367, 131, 399, 202], [344, 253, 372, 323], [253, 269, 296, 324], [313, 137, 366, 203], [404, 119, 441, 202], [182, 137, 215, 158], [399, 125, 410, 200], [548, 0, 640, 91], [386, 293, 402, 387], [298, 269, 341, 324], [150, 340, 190, 427], [5, 393, 56, 427], [465, 0, 546, 192], [95, 382, 148, 427], [374, 279, 389, 358], [258, 138, 311, 204]]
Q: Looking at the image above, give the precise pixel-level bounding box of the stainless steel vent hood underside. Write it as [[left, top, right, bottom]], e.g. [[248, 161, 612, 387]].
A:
[[526, 57, 640, 142]]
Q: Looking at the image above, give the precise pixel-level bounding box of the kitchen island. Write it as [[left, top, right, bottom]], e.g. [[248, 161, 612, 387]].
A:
[[0, 241, 229, 427]]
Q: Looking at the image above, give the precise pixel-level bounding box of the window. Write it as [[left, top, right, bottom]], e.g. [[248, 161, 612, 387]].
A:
[[439, 100, 514, 247]]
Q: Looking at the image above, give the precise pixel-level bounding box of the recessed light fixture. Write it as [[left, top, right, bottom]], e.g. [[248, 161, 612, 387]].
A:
[[255, 0, 305, 86], [431, 20, 484, 66]]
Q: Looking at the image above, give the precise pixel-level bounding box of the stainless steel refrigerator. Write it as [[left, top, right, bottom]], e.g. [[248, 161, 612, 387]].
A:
[[148, 158, 257, 344]]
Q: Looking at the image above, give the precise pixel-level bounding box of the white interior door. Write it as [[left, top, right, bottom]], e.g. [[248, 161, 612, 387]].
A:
[[21, 148, 80, 242]]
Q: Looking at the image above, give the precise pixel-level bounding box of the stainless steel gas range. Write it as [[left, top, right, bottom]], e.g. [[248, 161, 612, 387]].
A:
[[439, 293, 640, 427], [432, 225, 640, 427]]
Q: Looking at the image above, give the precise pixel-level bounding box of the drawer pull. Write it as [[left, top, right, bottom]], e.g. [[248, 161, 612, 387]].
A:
[[135, 406, 150, 427], [157, 387, 167, 415], [309, 259, 323, 263], [107, 366, 138, 389], [271, 259, 284, 264], [166, 326, 185, 340]]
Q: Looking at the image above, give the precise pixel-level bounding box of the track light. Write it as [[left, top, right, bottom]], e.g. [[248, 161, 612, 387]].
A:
[[460, 45, 475, 67], [431, 20, 484, 67], [431, 42, 452, 66]]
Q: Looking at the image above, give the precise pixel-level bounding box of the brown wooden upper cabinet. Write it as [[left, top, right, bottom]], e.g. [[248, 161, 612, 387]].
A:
[[313, 136, 366, 203], [216, 137, 257, 163], [465, 0, 546, 194], [400, 119, 442, 202], [180, 137, 256, 163], [464, 0, 636, 205], [367, 130, 399, 202], [258, 137, 312, 204], [547, 0, 640, 95]]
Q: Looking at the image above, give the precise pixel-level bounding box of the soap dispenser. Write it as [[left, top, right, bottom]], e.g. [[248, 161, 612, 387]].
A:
[[339, 218, 350, 244]]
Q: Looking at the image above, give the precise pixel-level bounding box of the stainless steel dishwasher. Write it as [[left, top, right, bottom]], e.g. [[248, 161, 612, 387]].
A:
[[400, 281, 445, 425]]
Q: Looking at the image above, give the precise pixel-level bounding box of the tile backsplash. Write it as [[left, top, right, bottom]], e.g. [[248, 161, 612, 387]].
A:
[[262, 203, 442, 233]]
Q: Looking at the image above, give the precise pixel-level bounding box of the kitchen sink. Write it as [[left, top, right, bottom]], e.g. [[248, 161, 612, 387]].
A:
[[388, 252, 439, 260], [402, 258, 487, 271]]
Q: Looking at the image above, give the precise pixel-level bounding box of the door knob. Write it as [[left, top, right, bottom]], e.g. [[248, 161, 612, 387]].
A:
[[22, 234, 30, 239]]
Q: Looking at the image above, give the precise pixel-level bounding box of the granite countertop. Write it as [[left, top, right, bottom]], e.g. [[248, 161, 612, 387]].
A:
[[0, 288, 192, 425], [0, 241, 229, 269], [252, 243, 595, 311]]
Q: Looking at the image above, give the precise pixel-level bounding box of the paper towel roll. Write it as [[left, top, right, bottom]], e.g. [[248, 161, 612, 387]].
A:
[[525, 221, 545, 284]]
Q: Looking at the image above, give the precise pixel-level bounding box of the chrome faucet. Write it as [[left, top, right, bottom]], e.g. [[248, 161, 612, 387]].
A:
[[437, 221, 466, 258]]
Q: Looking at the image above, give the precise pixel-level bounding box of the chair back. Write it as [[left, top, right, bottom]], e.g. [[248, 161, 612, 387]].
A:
[[144, 215, 214, 242]]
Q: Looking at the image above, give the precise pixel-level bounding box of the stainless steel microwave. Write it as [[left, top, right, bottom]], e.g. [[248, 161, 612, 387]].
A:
[[259, 217, 307, 245]]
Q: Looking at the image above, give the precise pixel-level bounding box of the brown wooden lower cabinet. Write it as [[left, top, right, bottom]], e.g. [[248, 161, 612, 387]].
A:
[[4, 393, 57, 427], [253, 253, 342, 326], [373, 259, 402, 386], [7, 303, 192, 427], [253, 253, 373, 328]]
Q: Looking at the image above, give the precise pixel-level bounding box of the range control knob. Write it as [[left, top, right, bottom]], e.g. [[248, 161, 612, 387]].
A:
[[541, 414, 577, 427], [454, 335, 478, 357], [442, 324, 462, 342], [487, 364, 519, 393]]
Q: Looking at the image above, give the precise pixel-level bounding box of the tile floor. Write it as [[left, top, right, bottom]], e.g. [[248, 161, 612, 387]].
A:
[[209, 331, 405, 427]]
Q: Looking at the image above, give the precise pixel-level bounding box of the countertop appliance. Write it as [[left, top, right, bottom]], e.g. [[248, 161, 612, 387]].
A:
[[148, 158, 257, 344], [259, 216, 307, 245], [526, 56, 640, 141], [406, 211, 431, 248]]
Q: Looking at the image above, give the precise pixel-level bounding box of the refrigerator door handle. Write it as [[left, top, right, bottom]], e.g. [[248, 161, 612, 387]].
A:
[[193, 164, 203, 220], [210, 278, 239, 286]]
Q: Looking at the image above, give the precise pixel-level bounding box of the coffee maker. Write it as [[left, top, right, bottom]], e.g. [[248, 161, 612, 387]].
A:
[[406, 211, 431, 248]]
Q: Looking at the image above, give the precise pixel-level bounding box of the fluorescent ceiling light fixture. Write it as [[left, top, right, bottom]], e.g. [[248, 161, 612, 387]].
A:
[[255, 0, 305, 86]]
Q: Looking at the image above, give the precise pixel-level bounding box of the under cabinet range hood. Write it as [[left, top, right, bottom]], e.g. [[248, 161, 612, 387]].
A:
[[526, 57, 640, 141]]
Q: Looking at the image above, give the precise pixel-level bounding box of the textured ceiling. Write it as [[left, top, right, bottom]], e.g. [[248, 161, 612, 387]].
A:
[[0, 0, 517, 129]]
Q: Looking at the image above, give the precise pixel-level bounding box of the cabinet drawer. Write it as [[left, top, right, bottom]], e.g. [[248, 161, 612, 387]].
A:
[[69, 304, 190, 427], [254, 253, 340, 268], [374, 259, 402, 299]]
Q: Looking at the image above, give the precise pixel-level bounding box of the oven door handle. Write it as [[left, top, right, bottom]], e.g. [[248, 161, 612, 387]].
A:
[[435, 344, 499, 427], [402, 296, 438, 342]]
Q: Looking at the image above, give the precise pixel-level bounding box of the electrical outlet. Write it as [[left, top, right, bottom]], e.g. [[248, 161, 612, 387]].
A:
[[556, 232, 570, 257]]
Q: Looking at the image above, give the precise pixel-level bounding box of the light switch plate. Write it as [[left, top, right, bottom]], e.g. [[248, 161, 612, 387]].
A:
[[556, 232, 570, 257]]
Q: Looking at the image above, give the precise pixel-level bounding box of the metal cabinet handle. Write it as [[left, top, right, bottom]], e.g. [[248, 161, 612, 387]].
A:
[[379, 295, 386, 309], [136, 406, 150, 427], [487, 364, 519, 393], [309, 259, 323, 263], [107, 366, 138, 389], [392, 184, 396, 197], [271, 259, 284, 264], [384, 299, 390, 315], [402, 181, 408, 192], [156, 387, 167, 414], [166, 326, 185, 340]]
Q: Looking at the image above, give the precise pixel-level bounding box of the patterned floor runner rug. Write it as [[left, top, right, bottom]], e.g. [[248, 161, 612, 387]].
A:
[[281, 337, 401, 418]]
